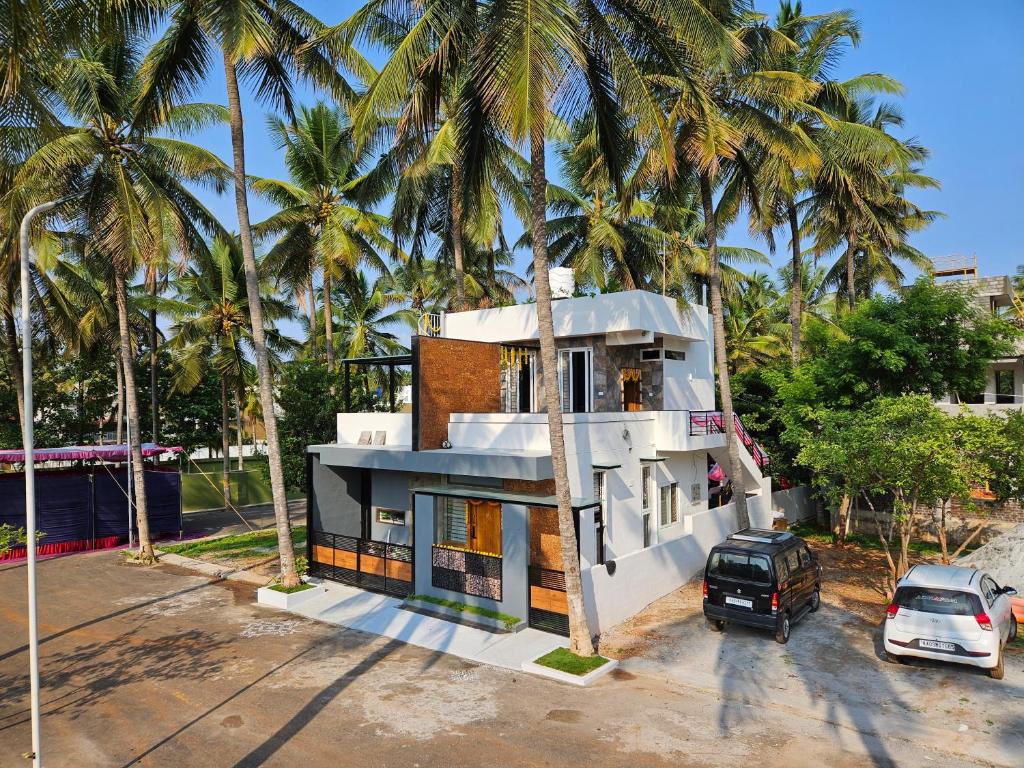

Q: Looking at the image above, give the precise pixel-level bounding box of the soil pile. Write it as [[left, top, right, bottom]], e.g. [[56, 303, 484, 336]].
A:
[[958, 524, 1024, 588]]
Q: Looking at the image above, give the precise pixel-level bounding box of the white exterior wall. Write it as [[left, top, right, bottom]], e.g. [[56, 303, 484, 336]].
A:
[[441, 290, 708, 344], [337, 412, 412, 445], [582, 494, 773, 634]]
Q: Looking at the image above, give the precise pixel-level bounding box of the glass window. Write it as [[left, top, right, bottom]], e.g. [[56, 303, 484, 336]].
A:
[[785, 549, 800, 576], [893, 587, 979, 616], [376, 508, 406, 526], [708, 551, 772, 584], [642, 466, 651, 511], [996, 369, 1015, 404], [775, 555, 788, 582], [982, 577, 997, 608], [799, 546, 812, 569], [659, 483, 678, 526], [435, 497, 468, 548]]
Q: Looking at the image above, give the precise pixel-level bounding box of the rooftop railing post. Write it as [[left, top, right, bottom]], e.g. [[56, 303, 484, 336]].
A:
[[344, 362, 351, 413], [388, 365, 396, 413]]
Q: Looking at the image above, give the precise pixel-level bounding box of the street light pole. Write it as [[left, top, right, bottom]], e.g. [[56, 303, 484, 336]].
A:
[[20, 198, 64, 768]]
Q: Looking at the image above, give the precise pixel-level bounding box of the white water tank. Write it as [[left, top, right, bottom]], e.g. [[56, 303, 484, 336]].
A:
[[549, 267, 575, 299]]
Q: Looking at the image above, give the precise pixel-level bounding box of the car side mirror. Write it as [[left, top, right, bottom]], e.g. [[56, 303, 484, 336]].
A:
[[1001, 586, 1017, 597]]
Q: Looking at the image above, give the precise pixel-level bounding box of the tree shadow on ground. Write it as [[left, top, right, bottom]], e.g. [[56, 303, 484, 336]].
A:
[[0, 625, 232, 732]]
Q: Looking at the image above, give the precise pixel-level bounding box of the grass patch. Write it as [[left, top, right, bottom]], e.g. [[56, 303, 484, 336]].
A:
[[268, 582, 316, 594], [533, 647, 610, 676], [160, 527, 306, 560], [787, 523, 970, 556], [408, 594, 520, 630]]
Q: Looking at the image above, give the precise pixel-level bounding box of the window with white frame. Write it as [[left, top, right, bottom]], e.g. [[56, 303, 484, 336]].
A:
[[642, 465, 653, 547], [376, 508, 406, 526], [558, 347, 593, 413], [593, 471, 606, 565], [641, 465, 651, 511], [660, 483, 678, 526]]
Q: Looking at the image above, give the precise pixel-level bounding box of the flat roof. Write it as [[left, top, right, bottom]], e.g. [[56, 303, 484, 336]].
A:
[[309, 443, 553, 481], [413, 484, 600, 510]]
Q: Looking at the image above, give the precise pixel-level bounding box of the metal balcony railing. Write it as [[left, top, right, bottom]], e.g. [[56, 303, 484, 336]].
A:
[[688, 410, 770, 472]]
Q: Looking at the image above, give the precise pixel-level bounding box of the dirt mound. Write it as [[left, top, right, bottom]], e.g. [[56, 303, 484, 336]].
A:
[[957, 523, 1024, 588]]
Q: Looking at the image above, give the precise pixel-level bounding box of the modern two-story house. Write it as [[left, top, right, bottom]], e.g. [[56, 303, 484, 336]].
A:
[[305, 284, 772, 637]]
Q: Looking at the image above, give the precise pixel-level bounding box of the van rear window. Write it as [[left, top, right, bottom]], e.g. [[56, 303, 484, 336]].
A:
[[893, 587, 979, 616], [708, 551, 771, 584]]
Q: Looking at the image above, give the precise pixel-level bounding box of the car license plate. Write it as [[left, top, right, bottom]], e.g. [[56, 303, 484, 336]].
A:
[[725, 596, 753, 609], [919, 640, 955, 651]]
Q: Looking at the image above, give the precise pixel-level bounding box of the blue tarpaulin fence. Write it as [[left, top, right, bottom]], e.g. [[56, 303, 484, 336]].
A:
[[0, 467, 182, 560]]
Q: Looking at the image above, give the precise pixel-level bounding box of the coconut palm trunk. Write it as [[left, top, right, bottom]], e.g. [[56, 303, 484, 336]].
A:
[[323, 272, 334, 370], [113, 271, 154, 557], [700, 173, 749, 529], [115, 350, 124, 446], [530, 123, 595, 656], [3, 307, 25, 431], [221, 376, 231, 509], [236, 388, 244, 471], [787, 203, 802, 364], [845, 227, 858, 310], [223, 51, 300, 587], [451, 164, 467, 309], [308, 281, 318, 359], [149, 298, 159, 441]]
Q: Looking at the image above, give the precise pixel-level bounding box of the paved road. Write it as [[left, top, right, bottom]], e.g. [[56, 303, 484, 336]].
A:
[[0, 552, 1007, 768], [178, 499, 307, 540]]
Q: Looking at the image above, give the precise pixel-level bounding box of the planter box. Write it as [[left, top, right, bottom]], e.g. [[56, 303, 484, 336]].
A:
[[521, 649, 619, 687], [257, 583, 326, 610], [401, 597, 526, 633]]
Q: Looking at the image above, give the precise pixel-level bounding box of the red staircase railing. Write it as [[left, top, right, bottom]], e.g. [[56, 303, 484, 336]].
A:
[[688, 411, 770, 472]]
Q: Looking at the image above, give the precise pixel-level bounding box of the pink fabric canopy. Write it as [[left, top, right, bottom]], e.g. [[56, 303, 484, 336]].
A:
[[0, 443, 182, 464]]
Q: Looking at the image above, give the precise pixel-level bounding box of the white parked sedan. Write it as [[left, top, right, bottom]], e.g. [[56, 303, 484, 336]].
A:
[[883, 564, 1018, 679]]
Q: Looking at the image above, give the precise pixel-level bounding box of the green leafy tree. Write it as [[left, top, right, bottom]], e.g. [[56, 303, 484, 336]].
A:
[[254, 102, 392, 370], [21, 37, 229, 558], [799, 396, 998, 588], [277, 360, 352, 491], [140, 0, 370, 586]]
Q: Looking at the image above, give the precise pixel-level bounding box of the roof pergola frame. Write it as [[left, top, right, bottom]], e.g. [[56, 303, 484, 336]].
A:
[[341, 354, 412, 413]]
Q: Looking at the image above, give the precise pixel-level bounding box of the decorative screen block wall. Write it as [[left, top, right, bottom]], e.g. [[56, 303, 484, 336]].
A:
[[431, 546, 503, 600]]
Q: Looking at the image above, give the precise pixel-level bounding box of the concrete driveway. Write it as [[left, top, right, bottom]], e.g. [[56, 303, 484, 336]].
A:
[[602, 579, 1024, 768], [0, 551, 1013, 767]]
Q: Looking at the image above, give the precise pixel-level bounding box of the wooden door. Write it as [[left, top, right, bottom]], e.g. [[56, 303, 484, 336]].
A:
[[467, 500, 502, 555]]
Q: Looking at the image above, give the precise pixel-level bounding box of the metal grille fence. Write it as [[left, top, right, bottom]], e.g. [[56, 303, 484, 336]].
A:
[[528, 566, 569, 636], [309, 529, 414, 598]]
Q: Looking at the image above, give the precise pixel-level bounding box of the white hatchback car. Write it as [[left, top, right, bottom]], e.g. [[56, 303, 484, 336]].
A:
[[883, 564, 1018, 679]]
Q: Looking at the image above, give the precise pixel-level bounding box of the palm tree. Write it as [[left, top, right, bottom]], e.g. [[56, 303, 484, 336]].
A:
[[467, 0, 739, 655], [742, 1, 898, 362], [163, 237, 295, 508], [723, 272, 788, 374], [21, 37, 229, 558], [804, 99, 937, 309], [655, 9, 819, 528], [139, 0, 371, 585], [253, 102, 393, 371]]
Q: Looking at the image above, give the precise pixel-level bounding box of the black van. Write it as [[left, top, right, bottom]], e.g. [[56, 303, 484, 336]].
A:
[[702, 529, 822, 644]]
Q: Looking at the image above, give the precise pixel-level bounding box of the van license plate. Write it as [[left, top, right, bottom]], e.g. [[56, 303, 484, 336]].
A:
[[725, 596, 753, 609], [919, 640, 955, 651]]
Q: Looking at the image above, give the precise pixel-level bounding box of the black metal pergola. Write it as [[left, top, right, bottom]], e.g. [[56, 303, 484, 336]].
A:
[[341, 354, 412, 413]]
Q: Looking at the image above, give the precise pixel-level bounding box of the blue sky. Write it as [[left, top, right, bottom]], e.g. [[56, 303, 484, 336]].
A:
[[184, 0, 1024, 321]]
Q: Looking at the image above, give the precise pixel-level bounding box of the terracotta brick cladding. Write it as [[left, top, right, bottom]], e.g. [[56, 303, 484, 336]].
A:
[[414, 336, 501, 450]]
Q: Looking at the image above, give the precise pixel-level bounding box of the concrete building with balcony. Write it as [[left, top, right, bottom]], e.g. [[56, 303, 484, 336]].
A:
[[932, 259, 1024, 414], [305, 288, 772, 636]]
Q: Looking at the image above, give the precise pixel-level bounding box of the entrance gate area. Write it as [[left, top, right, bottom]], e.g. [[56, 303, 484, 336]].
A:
[[309, 529, 413, 598], [528, 506, 570, 635]]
